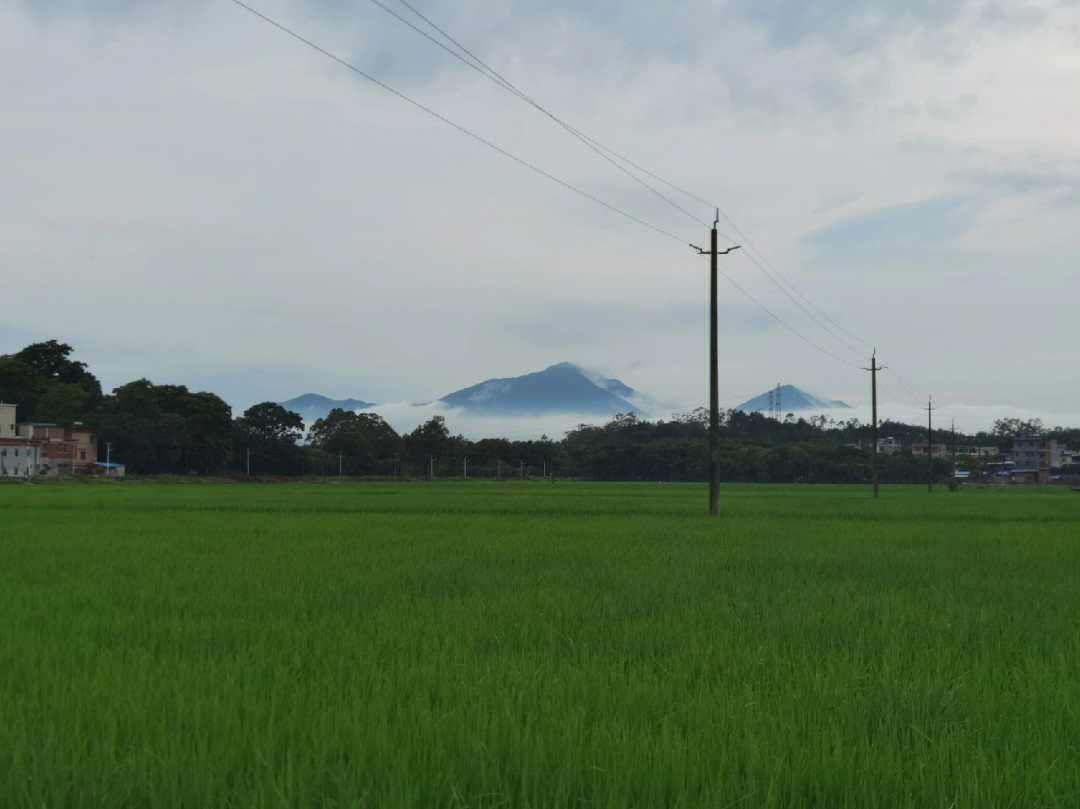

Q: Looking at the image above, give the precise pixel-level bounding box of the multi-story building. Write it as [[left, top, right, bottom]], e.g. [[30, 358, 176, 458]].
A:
[[876, 437, 901, 454], [17, 423, 98, 474], [1, 404, 99, 475], [1012, 438, 1063, 471], [0, 402, 16, 439], [0, 439, 44, 478]]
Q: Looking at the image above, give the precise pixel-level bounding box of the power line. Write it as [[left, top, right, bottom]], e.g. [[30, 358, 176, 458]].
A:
[[388, 0, 884, 366], [225, 0, 690, 244], [715, 212, 877, 353], [714, 266, 863, 370], [733, 250, 867, 360], [389, 0, 718, 232], [229, 0, 932, 398], [362, 0, 709, 231]]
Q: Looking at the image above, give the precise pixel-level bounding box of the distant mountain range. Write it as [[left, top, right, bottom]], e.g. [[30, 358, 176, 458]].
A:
[[439, 363, 644, 417], [277, 363, 644, 422], [736, 385, 850, 413], [277, 393, 374, 423]]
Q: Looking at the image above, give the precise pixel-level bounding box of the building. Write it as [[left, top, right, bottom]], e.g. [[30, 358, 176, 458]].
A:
[[92, 461, 126, 477], [911, 443, 949, 458], [0, 402, 16, 439], [876, 437, 901, 454], [0, 439, 44, 478], [1012, 438, 1063, 471], [16, 422, 98, 474], [955, 445, 1000, 458]]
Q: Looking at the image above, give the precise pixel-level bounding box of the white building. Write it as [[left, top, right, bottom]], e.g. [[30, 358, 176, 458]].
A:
[[876, 437, 901, 454], [0, 440, 43, 478]]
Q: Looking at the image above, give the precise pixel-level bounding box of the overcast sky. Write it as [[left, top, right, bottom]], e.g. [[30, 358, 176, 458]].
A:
[[4, 0, 1079, 434]]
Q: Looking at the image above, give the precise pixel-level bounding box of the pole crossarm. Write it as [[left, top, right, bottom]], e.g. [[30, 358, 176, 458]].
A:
[[691, 244, 740, 256]]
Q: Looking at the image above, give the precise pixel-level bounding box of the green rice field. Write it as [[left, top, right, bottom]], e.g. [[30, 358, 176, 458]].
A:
[[2, 481, 1079, 807]]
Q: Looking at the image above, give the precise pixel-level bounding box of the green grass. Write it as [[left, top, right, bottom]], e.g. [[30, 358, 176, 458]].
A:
[[2, 481, 1079, 807]]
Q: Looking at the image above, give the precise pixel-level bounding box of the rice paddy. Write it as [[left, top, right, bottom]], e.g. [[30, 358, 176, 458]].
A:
[[2, 481, 1079, 807]]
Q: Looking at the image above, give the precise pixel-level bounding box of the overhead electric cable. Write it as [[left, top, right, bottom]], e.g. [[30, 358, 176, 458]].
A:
[[364, 0, 709, 230], [391, 0, 881, 363], [715, 268, 862, 370], [225, 0, 690, 244], [884, 365, 929, 402]]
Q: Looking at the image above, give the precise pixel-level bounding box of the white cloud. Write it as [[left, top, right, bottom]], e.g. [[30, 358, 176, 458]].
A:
[[3, 0, 1079, 429]]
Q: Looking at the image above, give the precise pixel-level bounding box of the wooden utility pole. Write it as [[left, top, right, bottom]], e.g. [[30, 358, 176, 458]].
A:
[[692, 213, 739, 516]]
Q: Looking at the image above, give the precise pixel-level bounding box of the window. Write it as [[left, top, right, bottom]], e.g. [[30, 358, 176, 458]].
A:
[[80, 451, 86, 460]]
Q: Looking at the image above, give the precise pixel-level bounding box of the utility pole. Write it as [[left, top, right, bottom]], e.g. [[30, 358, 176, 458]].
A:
[[692, 213, 739, 517], [464, 457, 467, 478], [497, 459, 501, 479], [927, 397, 936, 493], [951, 419, 957, 479], [863, 351, 885, 498], [338, 451, 342, 477], [520, 460, 524, 478], [246, 447, 250, 476], [429, 455, 435, 479]]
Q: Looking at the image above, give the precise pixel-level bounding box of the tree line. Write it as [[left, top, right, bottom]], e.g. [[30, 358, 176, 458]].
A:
[[3, 340, 1075, 481]]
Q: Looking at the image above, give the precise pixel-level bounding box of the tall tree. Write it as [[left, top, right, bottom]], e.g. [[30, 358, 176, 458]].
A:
[[0, 340, 101, 421], [235, 403, 305, 474], [307, 409, 400, 475]]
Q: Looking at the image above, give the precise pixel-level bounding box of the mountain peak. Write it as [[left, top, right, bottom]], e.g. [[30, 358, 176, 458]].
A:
[[736, 385, 850, 414], [278, 393, 374, 423], [439, 364, 644, 417]]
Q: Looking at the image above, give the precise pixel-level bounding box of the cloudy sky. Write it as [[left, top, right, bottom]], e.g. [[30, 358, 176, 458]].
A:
[[4, 0, 1079, 435]]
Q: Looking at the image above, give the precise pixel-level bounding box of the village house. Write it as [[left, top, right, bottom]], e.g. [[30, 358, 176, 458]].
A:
[[17, 422, 99, 475], [0, 404, 102, 477], [876, 437, 901, 454], [910, 443, 949, 459]]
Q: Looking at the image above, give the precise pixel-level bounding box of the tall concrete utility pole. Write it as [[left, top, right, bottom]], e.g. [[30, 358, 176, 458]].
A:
[[864, 352, 885, 498], [927, 397, 936, 493], [692, 213, 739, 517]]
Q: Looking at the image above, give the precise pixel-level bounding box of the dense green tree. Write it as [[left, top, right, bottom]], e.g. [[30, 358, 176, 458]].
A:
[[404, 416, 452, 476], [88, 380, 233, 474], [235, 403, 305, 475], [31, 383, 88, 426], [307, 409, 400, 475], [0, 341, 101, 422], [241, 402, 304, 444]]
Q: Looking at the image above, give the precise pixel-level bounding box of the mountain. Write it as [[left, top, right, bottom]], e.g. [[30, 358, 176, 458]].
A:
[[439, 362, 645, 417], [278, 393, 374, 423], [735, 385, 850, 414]]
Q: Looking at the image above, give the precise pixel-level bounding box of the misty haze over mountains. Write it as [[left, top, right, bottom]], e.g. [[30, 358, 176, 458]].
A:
[[279, 363, 648, 425], [275, 366, 1072, 440]]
